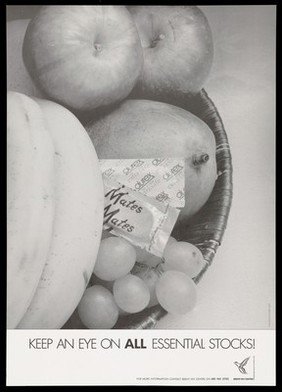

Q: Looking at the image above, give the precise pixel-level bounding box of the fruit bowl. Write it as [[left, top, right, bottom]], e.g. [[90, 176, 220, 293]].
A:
[[113, 88, 233, 329], [7, 6, 232, 330]]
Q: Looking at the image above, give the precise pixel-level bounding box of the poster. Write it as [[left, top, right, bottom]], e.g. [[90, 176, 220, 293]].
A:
[[6, 5, 276, 386]]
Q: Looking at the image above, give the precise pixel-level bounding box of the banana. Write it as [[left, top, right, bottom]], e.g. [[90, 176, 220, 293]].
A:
[[17, 98, 104, 329], [7, 92, 55, 328]]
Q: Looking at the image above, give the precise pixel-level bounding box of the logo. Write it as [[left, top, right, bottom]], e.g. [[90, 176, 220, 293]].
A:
[[234, 356, 250, 374]]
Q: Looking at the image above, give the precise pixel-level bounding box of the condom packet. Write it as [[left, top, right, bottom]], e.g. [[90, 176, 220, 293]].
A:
[[102, 176, 180, 257], [99, 158, 185, 208]]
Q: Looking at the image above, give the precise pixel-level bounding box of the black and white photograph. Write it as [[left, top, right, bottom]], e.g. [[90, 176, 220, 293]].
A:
[[6, 4, 276, 386]]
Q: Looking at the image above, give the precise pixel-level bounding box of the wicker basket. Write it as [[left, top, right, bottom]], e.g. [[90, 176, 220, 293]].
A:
[[113, 88, 233, 329]]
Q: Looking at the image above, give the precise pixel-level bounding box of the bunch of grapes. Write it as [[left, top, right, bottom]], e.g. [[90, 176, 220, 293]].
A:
[[77, 232, 206, 329]]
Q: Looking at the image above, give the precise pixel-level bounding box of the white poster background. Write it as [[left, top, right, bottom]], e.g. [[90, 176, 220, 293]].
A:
[[6, 4, 276, 387], [7, 330, 275, 386]]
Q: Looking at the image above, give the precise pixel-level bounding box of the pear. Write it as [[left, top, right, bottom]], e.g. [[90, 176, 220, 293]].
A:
[[86, 99, 217, 227]]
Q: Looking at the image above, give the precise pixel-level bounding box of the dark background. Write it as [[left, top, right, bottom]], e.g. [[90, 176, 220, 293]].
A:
[[6, 5, 41, 21]]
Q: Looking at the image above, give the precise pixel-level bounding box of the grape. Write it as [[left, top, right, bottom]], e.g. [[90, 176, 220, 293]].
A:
[[155, 270, 197, 315], [93, 236, 136, 281], [131, 263, 163, 307], [113, 274, 150, 313], [163, 241, 205, 278], [77, 285, 119, 329]]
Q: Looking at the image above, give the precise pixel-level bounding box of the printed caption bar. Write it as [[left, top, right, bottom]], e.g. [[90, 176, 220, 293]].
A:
[[7, 330, 275, 386]]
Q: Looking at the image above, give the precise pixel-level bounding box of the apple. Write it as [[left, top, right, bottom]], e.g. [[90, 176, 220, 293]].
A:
[[7, 19, 44, 98], [23, 6, 144, 111], [127, 6, 213, 99], [86, 99, 217, 226]]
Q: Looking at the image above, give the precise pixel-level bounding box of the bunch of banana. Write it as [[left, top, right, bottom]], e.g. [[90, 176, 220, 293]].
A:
[[7, 91, 104, 329]]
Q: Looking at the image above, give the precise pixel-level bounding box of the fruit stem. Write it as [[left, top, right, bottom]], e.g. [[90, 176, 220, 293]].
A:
[[192, 153, 209, 166], [150, 33, 165, 48], [94, 43, 103, 52]]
